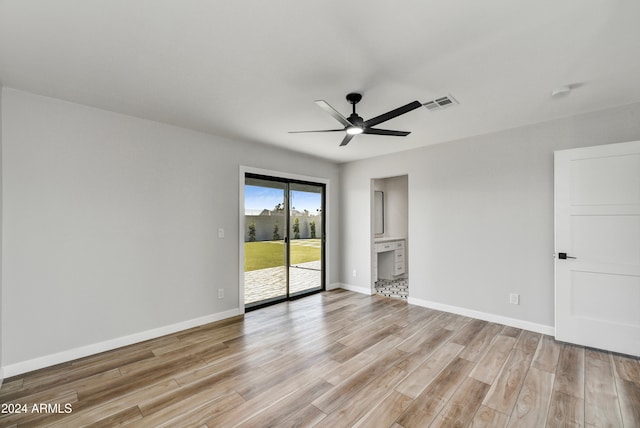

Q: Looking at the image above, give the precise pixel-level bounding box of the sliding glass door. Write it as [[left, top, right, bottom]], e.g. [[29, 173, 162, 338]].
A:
[[244, 174, 325, 309], [244, 177, 288, 306], [289, 182, 323, 297]]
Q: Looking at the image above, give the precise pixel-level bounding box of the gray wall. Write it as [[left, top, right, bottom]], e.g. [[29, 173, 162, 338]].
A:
[[1, 88, 340, 370], [340, 102, 640, 329]]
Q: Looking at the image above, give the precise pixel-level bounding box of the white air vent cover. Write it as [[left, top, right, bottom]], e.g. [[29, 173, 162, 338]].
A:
[[423, 95, 459, 111]]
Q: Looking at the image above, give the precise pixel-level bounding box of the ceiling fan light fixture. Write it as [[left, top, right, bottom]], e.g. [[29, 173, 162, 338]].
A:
[[346, 126, 363, 135]]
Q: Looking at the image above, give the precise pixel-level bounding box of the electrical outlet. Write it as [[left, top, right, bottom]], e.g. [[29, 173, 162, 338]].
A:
[[218, 228, 225, 238], [509, 293, 520, 305], [352, 269, 357, 278], [218, 288, 224, 299]]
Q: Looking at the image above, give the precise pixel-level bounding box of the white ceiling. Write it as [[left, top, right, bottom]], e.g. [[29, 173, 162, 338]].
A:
[[1, 1, 639, 163]]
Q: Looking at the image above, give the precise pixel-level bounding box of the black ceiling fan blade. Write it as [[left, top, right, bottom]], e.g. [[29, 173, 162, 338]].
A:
[[363, 128, 411, 137], [339, 134, 355, 147], [315, 100, 353, 128], [288, 129, 344, 134], [363, 100, 422, 128]]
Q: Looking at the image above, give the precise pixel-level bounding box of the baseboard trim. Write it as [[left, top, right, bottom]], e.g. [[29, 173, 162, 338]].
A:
[[330, 282, 373, 295], [325, 282, 342, 291], [408, 297, 555, 336], [1, 308, 243, 378]]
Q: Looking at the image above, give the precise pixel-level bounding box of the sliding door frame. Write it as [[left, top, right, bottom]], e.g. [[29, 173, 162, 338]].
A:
[[239, 166, 330, 313]]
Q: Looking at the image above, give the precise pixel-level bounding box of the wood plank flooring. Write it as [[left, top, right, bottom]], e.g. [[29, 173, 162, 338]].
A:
[[1, 289, 639, 427]]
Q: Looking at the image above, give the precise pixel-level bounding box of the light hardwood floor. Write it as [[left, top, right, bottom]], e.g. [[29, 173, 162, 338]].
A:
[[1, 290, 639, 427]]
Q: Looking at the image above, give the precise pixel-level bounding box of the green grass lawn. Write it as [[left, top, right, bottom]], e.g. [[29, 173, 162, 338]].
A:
[[245, 239, 321, 271]]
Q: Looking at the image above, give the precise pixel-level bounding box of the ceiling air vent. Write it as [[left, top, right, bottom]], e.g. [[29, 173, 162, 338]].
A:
[[423, 95, 459, 111]]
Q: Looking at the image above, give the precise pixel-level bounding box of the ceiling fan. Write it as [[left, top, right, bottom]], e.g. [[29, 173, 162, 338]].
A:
[[290, 93, 423, 147]]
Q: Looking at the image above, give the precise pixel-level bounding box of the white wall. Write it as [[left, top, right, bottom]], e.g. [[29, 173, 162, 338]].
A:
[[340, 102, 640, 332], [1, 88, 340, 374]]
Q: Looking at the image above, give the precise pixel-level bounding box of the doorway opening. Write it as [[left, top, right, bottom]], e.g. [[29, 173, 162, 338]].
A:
[[243, 173, 325, 310], [372, 175, 409, 299]]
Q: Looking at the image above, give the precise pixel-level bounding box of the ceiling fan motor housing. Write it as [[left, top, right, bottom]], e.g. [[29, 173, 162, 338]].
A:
[[348, 113, 364, 127]]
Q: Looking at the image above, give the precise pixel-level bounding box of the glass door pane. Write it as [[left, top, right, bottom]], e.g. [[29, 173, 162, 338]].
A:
[[289, 182, 324, 296], [244, 177, 288, 308]]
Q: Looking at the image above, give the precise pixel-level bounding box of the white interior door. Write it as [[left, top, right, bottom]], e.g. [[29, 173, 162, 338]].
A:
[[555, 140, 640, 357]]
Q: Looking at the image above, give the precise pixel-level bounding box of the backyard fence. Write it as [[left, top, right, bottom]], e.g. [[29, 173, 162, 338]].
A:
[[244, 214, 322, 242]]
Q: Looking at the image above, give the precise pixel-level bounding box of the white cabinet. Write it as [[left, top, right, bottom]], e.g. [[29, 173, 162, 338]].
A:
[[374, 238, 405, 280]]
